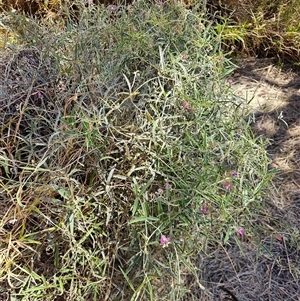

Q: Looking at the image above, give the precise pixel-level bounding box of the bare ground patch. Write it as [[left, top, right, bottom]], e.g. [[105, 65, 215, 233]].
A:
[[232, 57, 300, 212]]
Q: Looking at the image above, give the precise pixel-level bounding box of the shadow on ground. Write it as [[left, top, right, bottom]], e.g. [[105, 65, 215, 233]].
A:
[[194, 58, 300, 301]]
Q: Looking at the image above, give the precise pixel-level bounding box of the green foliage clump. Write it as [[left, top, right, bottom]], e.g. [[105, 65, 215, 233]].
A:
[[0, 1, 271, 300]]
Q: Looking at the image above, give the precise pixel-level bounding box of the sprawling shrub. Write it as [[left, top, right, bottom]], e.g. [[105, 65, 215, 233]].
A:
[[0, 1, 271, 300]]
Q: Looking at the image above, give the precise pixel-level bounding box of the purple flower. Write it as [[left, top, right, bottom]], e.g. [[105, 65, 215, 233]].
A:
[[228, 79, 233, 86], [159, 235, 170, 248], [155, 1, 165, 7], [237, 228, 245, 236], [231, 171, 238, 177], [37, 91, 43, 99], [223, 181, 232, 191]]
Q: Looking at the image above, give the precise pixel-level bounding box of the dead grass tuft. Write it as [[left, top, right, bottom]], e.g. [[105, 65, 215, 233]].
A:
[[208, 0, 300, 63]]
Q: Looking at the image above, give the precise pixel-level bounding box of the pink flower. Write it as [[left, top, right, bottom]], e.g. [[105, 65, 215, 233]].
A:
[[228, 79, 233, 86], [258, 123, 264, 131], [237, 228, 245, 236], [37, 91, 43, 99], [159, 235, 170, 248], [164, 182, 171, 189], [156, 188, 164, 195], [108, 4, 117, 10], [223, 181, 232, 191], [181, 53, 189, 61], [87, 0, 93, 3], [183, 102, 191, 110], [201, 206, 207, 214]]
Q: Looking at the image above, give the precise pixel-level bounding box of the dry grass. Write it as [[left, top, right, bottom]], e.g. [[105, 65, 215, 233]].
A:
[[207, 0, 300, 62]]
